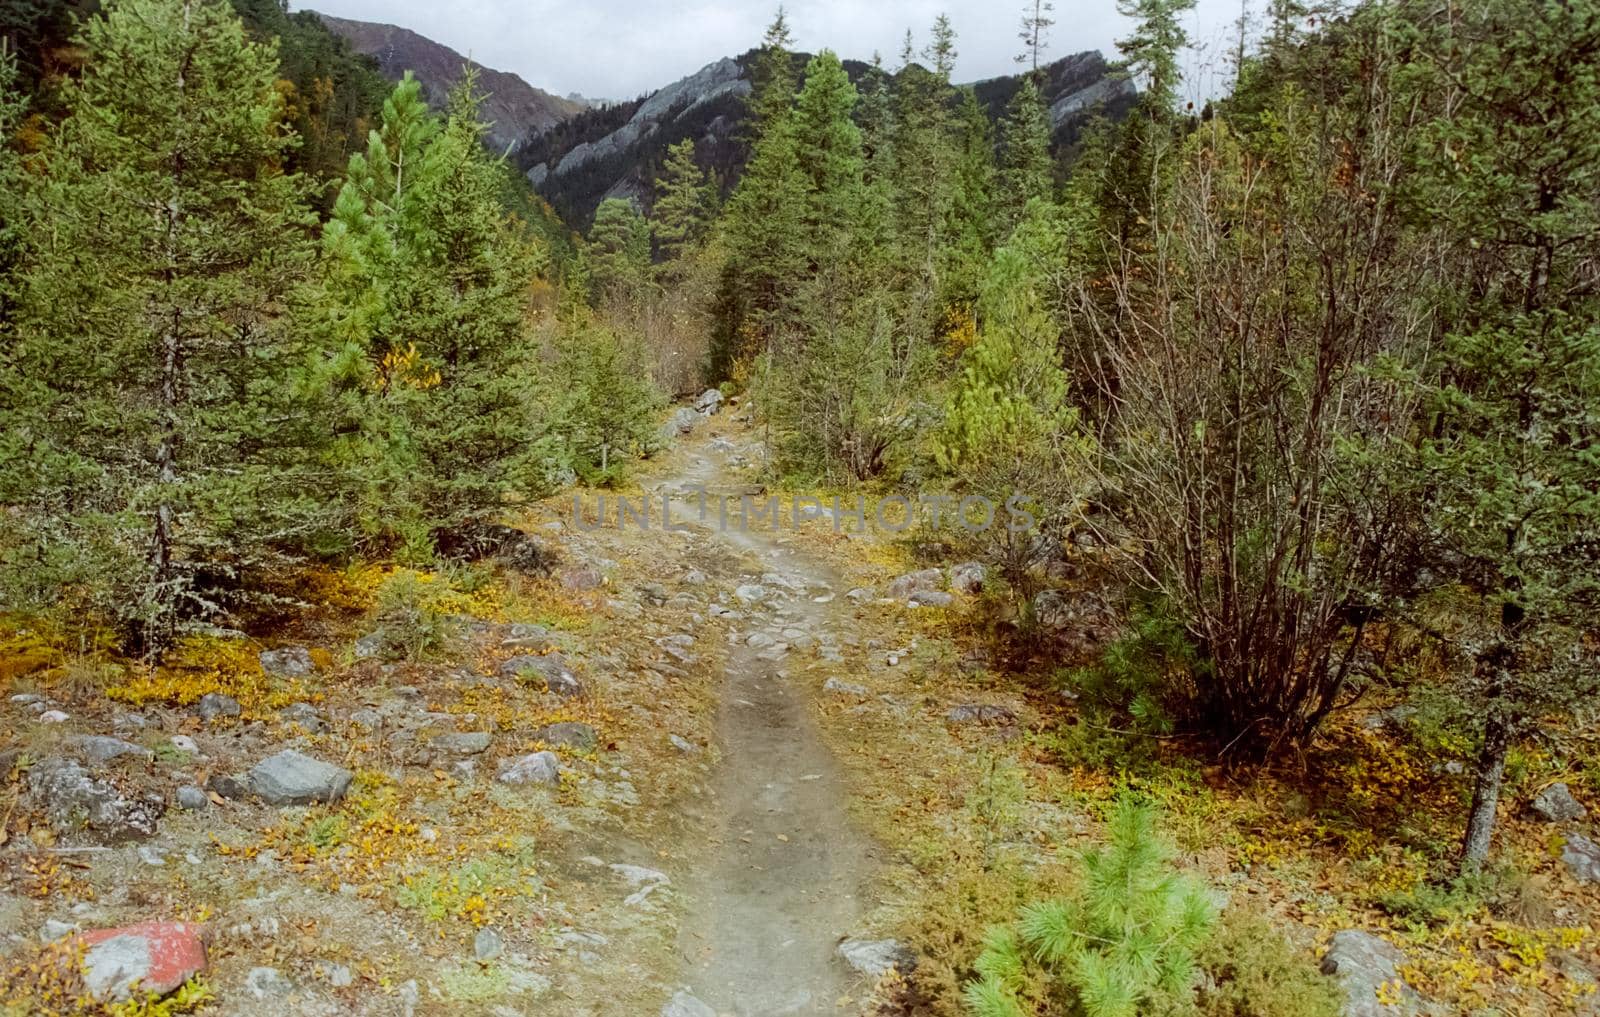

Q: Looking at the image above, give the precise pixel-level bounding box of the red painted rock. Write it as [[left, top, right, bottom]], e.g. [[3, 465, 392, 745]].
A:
[[77, 921, 208, 1001]]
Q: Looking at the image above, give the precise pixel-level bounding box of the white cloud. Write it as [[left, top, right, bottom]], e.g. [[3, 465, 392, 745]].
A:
[[296, 0, 1245, 102]]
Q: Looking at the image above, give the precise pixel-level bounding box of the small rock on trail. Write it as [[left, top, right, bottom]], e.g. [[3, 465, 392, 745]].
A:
[[1320, 930, 1412, 1017], [838, 937, 918, 978]]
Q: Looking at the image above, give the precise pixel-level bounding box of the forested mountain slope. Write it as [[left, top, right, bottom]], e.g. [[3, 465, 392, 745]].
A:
[[517, 47, 1134, 225]]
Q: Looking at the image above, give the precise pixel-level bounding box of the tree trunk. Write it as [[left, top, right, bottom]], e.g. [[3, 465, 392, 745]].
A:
[[1460, 700, 1508, 874]]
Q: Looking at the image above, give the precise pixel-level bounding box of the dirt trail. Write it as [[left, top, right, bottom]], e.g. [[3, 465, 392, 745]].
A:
[[654, 446, 880, 1016]]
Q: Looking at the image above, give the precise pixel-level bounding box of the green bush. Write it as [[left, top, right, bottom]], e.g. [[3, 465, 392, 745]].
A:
[[1060, 606, 1202, 736], [964, 797, 1216, 1017], [1190, 911, 1341, 1017], [371, 570, 463, 662]]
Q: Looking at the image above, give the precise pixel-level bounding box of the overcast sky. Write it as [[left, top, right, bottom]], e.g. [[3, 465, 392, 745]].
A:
[[297, 0, 1246, 102]]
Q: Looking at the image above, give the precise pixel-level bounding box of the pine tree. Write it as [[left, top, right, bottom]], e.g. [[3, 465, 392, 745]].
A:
[[944, 89, 999, 308], [998, 77, 1053, 225], [0, 0, 320, 649], [965, 798, 1216, 1017], [0, 46, 26, 334], [651, 138, 711, 260], [322, 70, 549, 551], [587, 197, 651, 306]]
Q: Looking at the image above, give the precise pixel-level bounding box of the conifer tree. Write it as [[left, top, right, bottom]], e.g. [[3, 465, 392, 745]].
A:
[[965, 798, 1215, 1017], [651, 138, 711, 260], [322, 70, 549, 550], [0, 47, 26, 334], [0, 0, 320, 648], [998, 77, 1054, 225], [587, 197, 651, 306]]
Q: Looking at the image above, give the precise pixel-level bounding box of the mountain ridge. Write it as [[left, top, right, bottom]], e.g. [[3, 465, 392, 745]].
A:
[[310, 11, 584, 154]]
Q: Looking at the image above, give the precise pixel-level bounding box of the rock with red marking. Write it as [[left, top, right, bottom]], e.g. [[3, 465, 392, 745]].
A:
[[78, 922, 208, 1001]]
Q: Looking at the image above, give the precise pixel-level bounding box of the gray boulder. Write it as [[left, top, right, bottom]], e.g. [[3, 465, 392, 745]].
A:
[[278, 702, 326, 733], [431, 731, 492, 756], [1320, 930, 1410, 1017], [70, 735, 152, 765], [1531, 782, 1587, 823], [176, 786, 209, 811], [27, 757, 165, 843], [837, 938, 917, 978], [908, 590, 955, 609], [1563, 833, 1600, 883], [695, 388, 724, 414], [247, 750, 351, 805], [535, 722, 598, 751], [662, 407, 700, 438], [823, 678, 869, 697], [474, 927, 504, 962], [886, 569, 942, 601], [498, 751, 561, 786], [499, 653, 585, 697], [950, 561, 986, 594], [259, 646, 314, 677], [196, 693, 240, 721]]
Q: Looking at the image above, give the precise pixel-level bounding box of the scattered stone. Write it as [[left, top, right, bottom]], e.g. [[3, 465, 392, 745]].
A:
[[1562, 833, 1600, 883], [681, 569, 707, 586], [175, 786, 209, 811], [946, 703, 1018, 725], [610, 863, 670, 887], [78, 921, 208, 1002], [27, 757, 165, 843], [662, 989, 716, 1017], [695, 388, 725, 414], [500, 653, 585, 697], [535, 722, 598, 751], [432, 731, 492, 755], [837, 938, 917, 979], [349, 708, 383, 731], [278, 702, 326, 733], [662, 407, 701, 439], [205, 774, 247, 800], [823, 678, 869, 697], [353, 632, 385, 660], [746, 632, 776, 649], [501, 623, 554, 649], [474, 927, 504, 962], [845, 587, 873, 603], [1320, 930, 1410, 1017], [669, 734, 697, 754], [1531, 782, 1587, 823], [40, 919, 76, 941], [258, 646, 314, 677], [71, 735, 152, 765], [39, 709, 69, 724], [169, 735, 198, 754], [138, 845, 166, 867], [318, 963, 354, 989], [949, 561, 986, 594], [244, 966, 294, 999], [498, 752, 561, 786], [908, 590, 955, 609], [561, 567, 604, 591], [196, 694, 240, 721], [247, 750, 352, 806], [433, 520, 558, 575], [10, 692, 42, 705], [734, 583, 767, 604], [886, 569, 942, 601]]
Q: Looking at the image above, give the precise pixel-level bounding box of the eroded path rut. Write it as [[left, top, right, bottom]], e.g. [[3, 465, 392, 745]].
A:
[[654, 448, 880, 1016]]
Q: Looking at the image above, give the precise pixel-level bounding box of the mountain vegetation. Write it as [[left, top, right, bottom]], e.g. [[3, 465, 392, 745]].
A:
[[1, 0, 1598, 1015]]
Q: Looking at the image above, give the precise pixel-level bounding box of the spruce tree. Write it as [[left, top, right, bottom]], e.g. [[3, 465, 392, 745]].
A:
[[651, 138, 711, 260], [0, 0, 320, 649], [587, 197, 651, 307], [322, 71, 548, 551], [998, 77, 1054, 225]]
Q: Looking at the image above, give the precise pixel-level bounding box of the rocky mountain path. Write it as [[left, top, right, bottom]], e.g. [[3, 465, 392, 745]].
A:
[[651, 445, 882, 1016]]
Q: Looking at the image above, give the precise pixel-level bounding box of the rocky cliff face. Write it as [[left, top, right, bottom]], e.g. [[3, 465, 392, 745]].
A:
[[517, 49, 1136, 227], [311, 12, 583, 154]]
